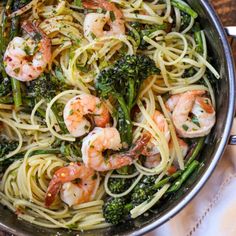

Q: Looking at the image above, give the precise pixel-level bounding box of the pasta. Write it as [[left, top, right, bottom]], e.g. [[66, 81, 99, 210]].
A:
[[0, 0, 219, 230]]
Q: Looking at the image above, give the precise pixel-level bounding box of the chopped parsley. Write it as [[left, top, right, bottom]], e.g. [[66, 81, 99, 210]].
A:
[[192, 116, 200, 127], [74, 0, 82, 7], [110, 11, 116, 22], [182, 124, 189, 131]]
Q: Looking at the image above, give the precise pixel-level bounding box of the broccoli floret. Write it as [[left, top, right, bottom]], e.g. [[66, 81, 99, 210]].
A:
[[131, 176, 156, 205], [27, 74, 61, 101], [0, 137, 20, 172], [12, 0, 31, 11], [180, 12, 191, 31], [103, 198, 126, 225], [27, 73, 70, 132], [0, 137, 18, 159], [0, 77, 11, 97], [96, 55, 159, 145], [108, 178, 132, 194]]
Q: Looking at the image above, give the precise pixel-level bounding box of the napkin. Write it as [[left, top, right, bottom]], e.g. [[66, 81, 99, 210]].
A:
[[148, 120, 236, 236]]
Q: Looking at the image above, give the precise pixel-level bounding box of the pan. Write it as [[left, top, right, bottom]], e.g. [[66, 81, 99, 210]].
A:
[[0, 0, 235, 235]]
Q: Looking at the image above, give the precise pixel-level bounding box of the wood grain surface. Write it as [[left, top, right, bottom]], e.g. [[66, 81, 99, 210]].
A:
[[212, 0, 236, 66], [0, 1, 236, 236]]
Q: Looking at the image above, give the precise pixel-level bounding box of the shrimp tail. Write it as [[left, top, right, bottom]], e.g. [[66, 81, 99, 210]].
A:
[[22, 21, 46, 40], [82, 0, 123, 18], [22, 21, 52, 64], [45, 180, 62, 207], [128, 133, 151, 158], [82, 0, 101, 9]]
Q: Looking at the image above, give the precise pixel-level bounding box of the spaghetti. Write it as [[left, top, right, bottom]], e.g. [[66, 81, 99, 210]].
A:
[[0, 0, 219, 230]]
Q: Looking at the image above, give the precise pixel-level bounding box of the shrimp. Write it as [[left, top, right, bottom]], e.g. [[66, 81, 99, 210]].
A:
[[169, 138, 188, 165], [45, 162, 100, 207], [63, 94, 110, 137], [144, 138, 188, 169], [82, 0, 125, 41], [142, 110, 170, 157], [166, 90, 216, 138], [82, 127, 151, 172], [4, 21, 51, 82]]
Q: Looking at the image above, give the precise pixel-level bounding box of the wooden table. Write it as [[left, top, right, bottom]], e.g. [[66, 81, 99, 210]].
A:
[[213, 0, 236, 66], [0, 1, 235, 236]]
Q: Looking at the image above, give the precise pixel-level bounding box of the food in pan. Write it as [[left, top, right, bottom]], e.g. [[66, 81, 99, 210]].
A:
[[0, 0, 219, 230]]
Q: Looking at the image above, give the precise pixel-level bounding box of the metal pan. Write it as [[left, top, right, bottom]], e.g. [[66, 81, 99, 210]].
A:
[[0, 0, 235, 235]]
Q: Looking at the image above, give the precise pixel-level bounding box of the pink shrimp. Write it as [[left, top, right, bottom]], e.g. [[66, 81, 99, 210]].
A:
[[4, 21, 51, 81], [82, 0, 125, 41], [45, 163, 100, 207], [63, 94, 110, 137], [166, 90, 216, 138], [82, 127, 151, 172]]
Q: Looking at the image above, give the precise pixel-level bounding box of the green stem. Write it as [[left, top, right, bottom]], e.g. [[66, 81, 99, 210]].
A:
[[0, 96, 13, 104], [117, 95, 133, 145], [51, 104, 68, 134], [194, 31, 203, 54], [128, 79, 135, 111], [30, 149, 61, 156], [186, 137, 205, 166], [171, 0, 198, 19], [167, 160, 200, 193], [11, 78, 22, 108], [153, 170, 182, 190]]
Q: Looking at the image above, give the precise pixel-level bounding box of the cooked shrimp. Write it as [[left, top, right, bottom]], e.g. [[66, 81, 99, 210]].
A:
[[142, 110, 170, 157], [82, 127, 151, 172], [166, 91, 216, 138], [63, 94, 110, 137], [144, 154, 161, 169], [45, 162, 100, 207], [169, 138, 188, 164], [144, 138, 188, 168], [83, 0, 125, 41], [4, 21, 51, 82]]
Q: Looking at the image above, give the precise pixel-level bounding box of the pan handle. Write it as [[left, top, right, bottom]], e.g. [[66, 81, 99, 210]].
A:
[[225, 27, 236, 37], [229, 136, 236, 145], [225, 27, 236, 145]]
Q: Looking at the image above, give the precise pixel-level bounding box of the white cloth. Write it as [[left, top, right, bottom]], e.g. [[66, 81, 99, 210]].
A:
[[148, 121, 236, 236]]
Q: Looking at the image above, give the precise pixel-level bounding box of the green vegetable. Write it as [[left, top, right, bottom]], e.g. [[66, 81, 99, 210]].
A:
[[8, 0, 23, 108], [29, 149, 61, 156], [171, 0, 198, 19], [103, 197, 126, 225], [96, 55, 159, 145], [74, 0, 82, 7], [0, 137, 20, 172], [194, 31, 203, 54], [0, 137, 18, 161], [180, 11, 191, 31], [11, 0, 31, 11], [27, 74, 62, 101], [103, 136, 206, 225], [0, 96, 13, 104], [129, 22, 167, 49], [108, 178, 132, 194], [0, 77, 11, 97], [167, 160, 200, 193], [59, 140, 82, 158], [27, 74, 70, 133], [11, 78, 22, 107], [185, 137, 205, 166]]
